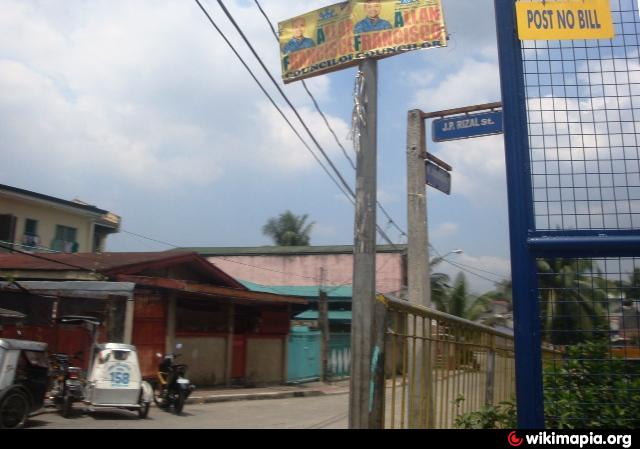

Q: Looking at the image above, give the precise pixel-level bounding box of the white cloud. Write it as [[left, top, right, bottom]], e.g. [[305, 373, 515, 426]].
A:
[[0, 0, 353, 193], [415, 59, 501, 110], [245, 102, 352, 173], [432, 222, 459, 238]]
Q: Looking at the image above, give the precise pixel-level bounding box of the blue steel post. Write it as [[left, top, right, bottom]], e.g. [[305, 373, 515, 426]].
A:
[[494, 0, 545, 427]]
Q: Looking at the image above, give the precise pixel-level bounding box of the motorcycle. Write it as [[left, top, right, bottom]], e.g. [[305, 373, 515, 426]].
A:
[[48, 352, 85, 418], [152, 344, 195, 414]]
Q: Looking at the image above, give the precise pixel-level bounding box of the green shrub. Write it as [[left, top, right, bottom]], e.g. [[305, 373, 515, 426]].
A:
[[454, 397, 517, 429], [544, 339, 640, 429], [455, 339, 640, 429]]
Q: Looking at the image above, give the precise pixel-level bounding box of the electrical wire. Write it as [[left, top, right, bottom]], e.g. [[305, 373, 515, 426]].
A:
[[0, 242, 103, 273], [206, 0, 399, 248], [192, 0, 355, 206], [123, 229, 336, 284], [251, 0, 407, 241]]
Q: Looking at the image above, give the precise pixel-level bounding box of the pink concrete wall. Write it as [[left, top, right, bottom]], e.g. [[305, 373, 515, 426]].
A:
[[207, 253, 404, 294]]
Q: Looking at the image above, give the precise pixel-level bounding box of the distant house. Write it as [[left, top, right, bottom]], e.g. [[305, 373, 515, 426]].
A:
[[0, 251, 307, 386], [171, 245, 407, 382], [174, 244, 408, 296], [0, 183, 120, 253]]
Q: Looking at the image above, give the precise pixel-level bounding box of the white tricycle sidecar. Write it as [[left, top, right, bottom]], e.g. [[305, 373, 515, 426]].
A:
[[84, 343, 152, 419]]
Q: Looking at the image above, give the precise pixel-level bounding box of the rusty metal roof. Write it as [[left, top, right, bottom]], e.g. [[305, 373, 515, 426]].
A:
[[0, 252, 244, 289]]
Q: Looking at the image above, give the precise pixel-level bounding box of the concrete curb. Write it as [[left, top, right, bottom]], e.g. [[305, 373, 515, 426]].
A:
[[186, 388, 349, 405]]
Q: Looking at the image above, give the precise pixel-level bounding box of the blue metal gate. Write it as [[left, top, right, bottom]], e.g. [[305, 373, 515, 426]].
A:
[[287, 326, 320, 383], [495, 0, 640, 428]]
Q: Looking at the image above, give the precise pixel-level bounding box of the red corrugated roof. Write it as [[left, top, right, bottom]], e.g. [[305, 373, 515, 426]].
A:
[[0, 252, 193, 270], [0, 252, 245, 289]]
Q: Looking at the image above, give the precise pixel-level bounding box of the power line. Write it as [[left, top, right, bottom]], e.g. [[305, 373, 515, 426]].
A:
[[441, 258, 503, 284], [0, 242, 104, 274], [192, 0, 355, 206], [209, 0, 402, 247], [213, 0, 355, 200], [123, 229, 331, 284], [207, 0, 398, 247], [252, 0, 356, 170], [450, 259, 510, 280], [252, 0, 407, 240], [430, 243, 506, 284]]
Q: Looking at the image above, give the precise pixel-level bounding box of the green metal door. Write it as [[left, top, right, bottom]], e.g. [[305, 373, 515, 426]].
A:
[[287, 327, 320, 383]]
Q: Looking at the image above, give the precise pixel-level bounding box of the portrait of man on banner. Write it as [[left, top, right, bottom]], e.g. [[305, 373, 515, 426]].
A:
[[283, 17, 316, 53], [354, 0, 392, 34]]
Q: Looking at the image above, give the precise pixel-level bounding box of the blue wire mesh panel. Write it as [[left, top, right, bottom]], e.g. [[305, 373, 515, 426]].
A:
[[539, 257, 640, 428], [523, 0, 640, 231], [517, 0, 640, 428]]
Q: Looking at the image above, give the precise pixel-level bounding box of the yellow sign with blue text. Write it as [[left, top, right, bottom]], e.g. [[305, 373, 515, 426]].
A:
[[279, 0, 447, 84], [516, 0, 615, 40]]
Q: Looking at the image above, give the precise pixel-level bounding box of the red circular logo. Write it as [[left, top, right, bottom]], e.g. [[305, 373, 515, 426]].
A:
[[508, 431, 524, 447]]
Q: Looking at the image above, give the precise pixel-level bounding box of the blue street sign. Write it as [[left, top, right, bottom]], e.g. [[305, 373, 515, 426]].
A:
[[432, 110, 503, 142], [425, 161, 451, 195]]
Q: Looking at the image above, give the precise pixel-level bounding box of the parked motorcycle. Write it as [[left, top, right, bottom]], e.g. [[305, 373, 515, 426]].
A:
[[49, 352, 85, 418], [153, 344, 195, 414]]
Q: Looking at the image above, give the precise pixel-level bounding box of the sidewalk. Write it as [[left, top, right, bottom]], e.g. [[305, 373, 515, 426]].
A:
[[185, 379, 350, 405]]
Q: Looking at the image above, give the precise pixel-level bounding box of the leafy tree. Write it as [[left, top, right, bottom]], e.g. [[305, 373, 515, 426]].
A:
[[476, 279, 513, 328], [537, 258, 609, 345], [262, 210, 314, 246], [622, 267, 640, 306]]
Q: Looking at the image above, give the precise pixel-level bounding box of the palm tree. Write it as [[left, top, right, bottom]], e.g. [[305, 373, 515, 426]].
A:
[[433, 272, 491, 321], [262, 210, 314, 246], [536, 257, 609, 345]]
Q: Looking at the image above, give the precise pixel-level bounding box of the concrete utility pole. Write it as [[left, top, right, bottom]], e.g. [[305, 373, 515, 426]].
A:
[[350, 58, 378, 429], [407, 110, 431, 310], [406, 109, 434, 428], [405, 102, 500, 428], [319, 268, 330, 383]]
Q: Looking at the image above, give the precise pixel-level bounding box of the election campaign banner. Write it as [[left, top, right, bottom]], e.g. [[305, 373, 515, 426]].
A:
[[516, 0, 614, 40], [279, 0, 447, 84]]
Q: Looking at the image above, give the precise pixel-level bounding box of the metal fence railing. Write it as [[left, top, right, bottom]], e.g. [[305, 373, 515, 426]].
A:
[[378, 295, 520, 429]]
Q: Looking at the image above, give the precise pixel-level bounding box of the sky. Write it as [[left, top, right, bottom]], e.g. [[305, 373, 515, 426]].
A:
[[0, 0, 512, 293]]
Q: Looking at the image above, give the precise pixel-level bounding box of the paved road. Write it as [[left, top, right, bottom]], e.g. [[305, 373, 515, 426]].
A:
[[26, 394, 349, 429]]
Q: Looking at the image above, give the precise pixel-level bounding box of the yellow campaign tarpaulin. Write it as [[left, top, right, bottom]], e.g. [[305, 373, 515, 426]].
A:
[[279, 0, 447, 84], [516, 0, 615, 40]]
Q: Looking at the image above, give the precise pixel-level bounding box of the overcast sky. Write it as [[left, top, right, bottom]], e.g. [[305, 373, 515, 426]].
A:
[[0, 0, 512, 293]]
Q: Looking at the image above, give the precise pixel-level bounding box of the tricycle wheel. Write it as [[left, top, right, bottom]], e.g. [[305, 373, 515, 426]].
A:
[[61, 391, 73, 418], [138, 401, 150, 419], [152, 382, 166, 408], [0, 389, 29, 429], [174, 390, 185, 414]]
